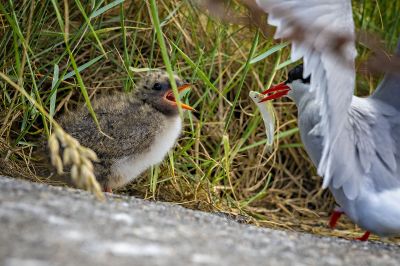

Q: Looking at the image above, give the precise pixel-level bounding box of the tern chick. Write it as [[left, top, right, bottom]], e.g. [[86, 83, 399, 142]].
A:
[[58, 71, 193, 192]]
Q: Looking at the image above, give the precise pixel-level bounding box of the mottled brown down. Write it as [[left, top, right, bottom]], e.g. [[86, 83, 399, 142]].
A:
[[58, 71, 186, 190]]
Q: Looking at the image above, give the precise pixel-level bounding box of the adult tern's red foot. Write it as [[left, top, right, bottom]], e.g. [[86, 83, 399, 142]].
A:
[[328, 207, 370, 241], [256, 0, 400, 240], [355, 231, 371, 242]]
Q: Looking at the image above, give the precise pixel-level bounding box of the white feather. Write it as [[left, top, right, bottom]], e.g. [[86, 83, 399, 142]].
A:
[[111, 116, 182, 188]]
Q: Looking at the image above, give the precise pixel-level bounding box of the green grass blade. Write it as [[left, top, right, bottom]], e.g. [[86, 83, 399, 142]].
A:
[[63, 54, 105, 80], [74, 0, 107, 57], [250, 42, 288, 64], [276, 59, 294, 70], [49, 64, 59, 132], [239, 127, 299, 152], [90, 0, 125, 19], [277, 127, 299, 139], [240, 174, 272, 208]]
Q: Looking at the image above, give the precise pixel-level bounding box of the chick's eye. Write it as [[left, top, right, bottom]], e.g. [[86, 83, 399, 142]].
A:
[[152, 83, 162, 91]]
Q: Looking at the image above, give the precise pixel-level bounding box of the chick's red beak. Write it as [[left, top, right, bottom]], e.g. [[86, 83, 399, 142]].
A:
[[259, 82, 290, 103], [164, 84, 194, 111]]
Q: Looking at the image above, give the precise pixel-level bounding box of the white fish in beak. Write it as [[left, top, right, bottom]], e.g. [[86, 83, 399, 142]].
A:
[[249, 90, 276, 149]]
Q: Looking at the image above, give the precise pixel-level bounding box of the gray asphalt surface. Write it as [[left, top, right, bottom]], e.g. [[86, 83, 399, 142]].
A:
[[0, 176, 399, 266]]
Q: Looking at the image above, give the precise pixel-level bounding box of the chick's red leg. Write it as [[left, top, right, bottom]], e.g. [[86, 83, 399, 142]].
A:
[[104, 185, 112, 193]]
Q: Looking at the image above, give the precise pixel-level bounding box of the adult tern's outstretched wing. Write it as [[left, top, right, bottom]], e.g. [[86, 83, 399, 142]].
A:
[[256, 0, 358, 194], [371, 39, 400, 111]]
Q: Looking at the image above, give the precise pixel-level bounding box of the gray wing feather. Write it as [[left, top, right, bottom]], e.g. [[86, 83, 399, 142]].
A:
[[366, 102, 400, 191], [371, 38, 400, 110], [330, 98, 400, 199]]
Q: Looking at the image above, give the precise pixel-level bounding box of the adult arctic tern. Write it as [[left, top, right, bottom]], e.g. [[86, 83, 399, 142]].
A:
[[255, 0, 400, 240]]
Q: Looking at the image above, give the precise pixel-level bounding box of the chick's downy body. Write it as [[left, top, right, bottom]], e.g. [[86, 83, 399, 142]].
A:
[[59, 71, 191, 191]]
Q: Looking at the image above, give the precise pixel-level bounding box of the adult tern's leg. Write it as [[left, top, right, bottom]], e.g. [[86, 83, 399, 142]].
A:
[[355, 231, 371, 241], [329, 206, 371, 241], [329, 206, 344, 228]]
